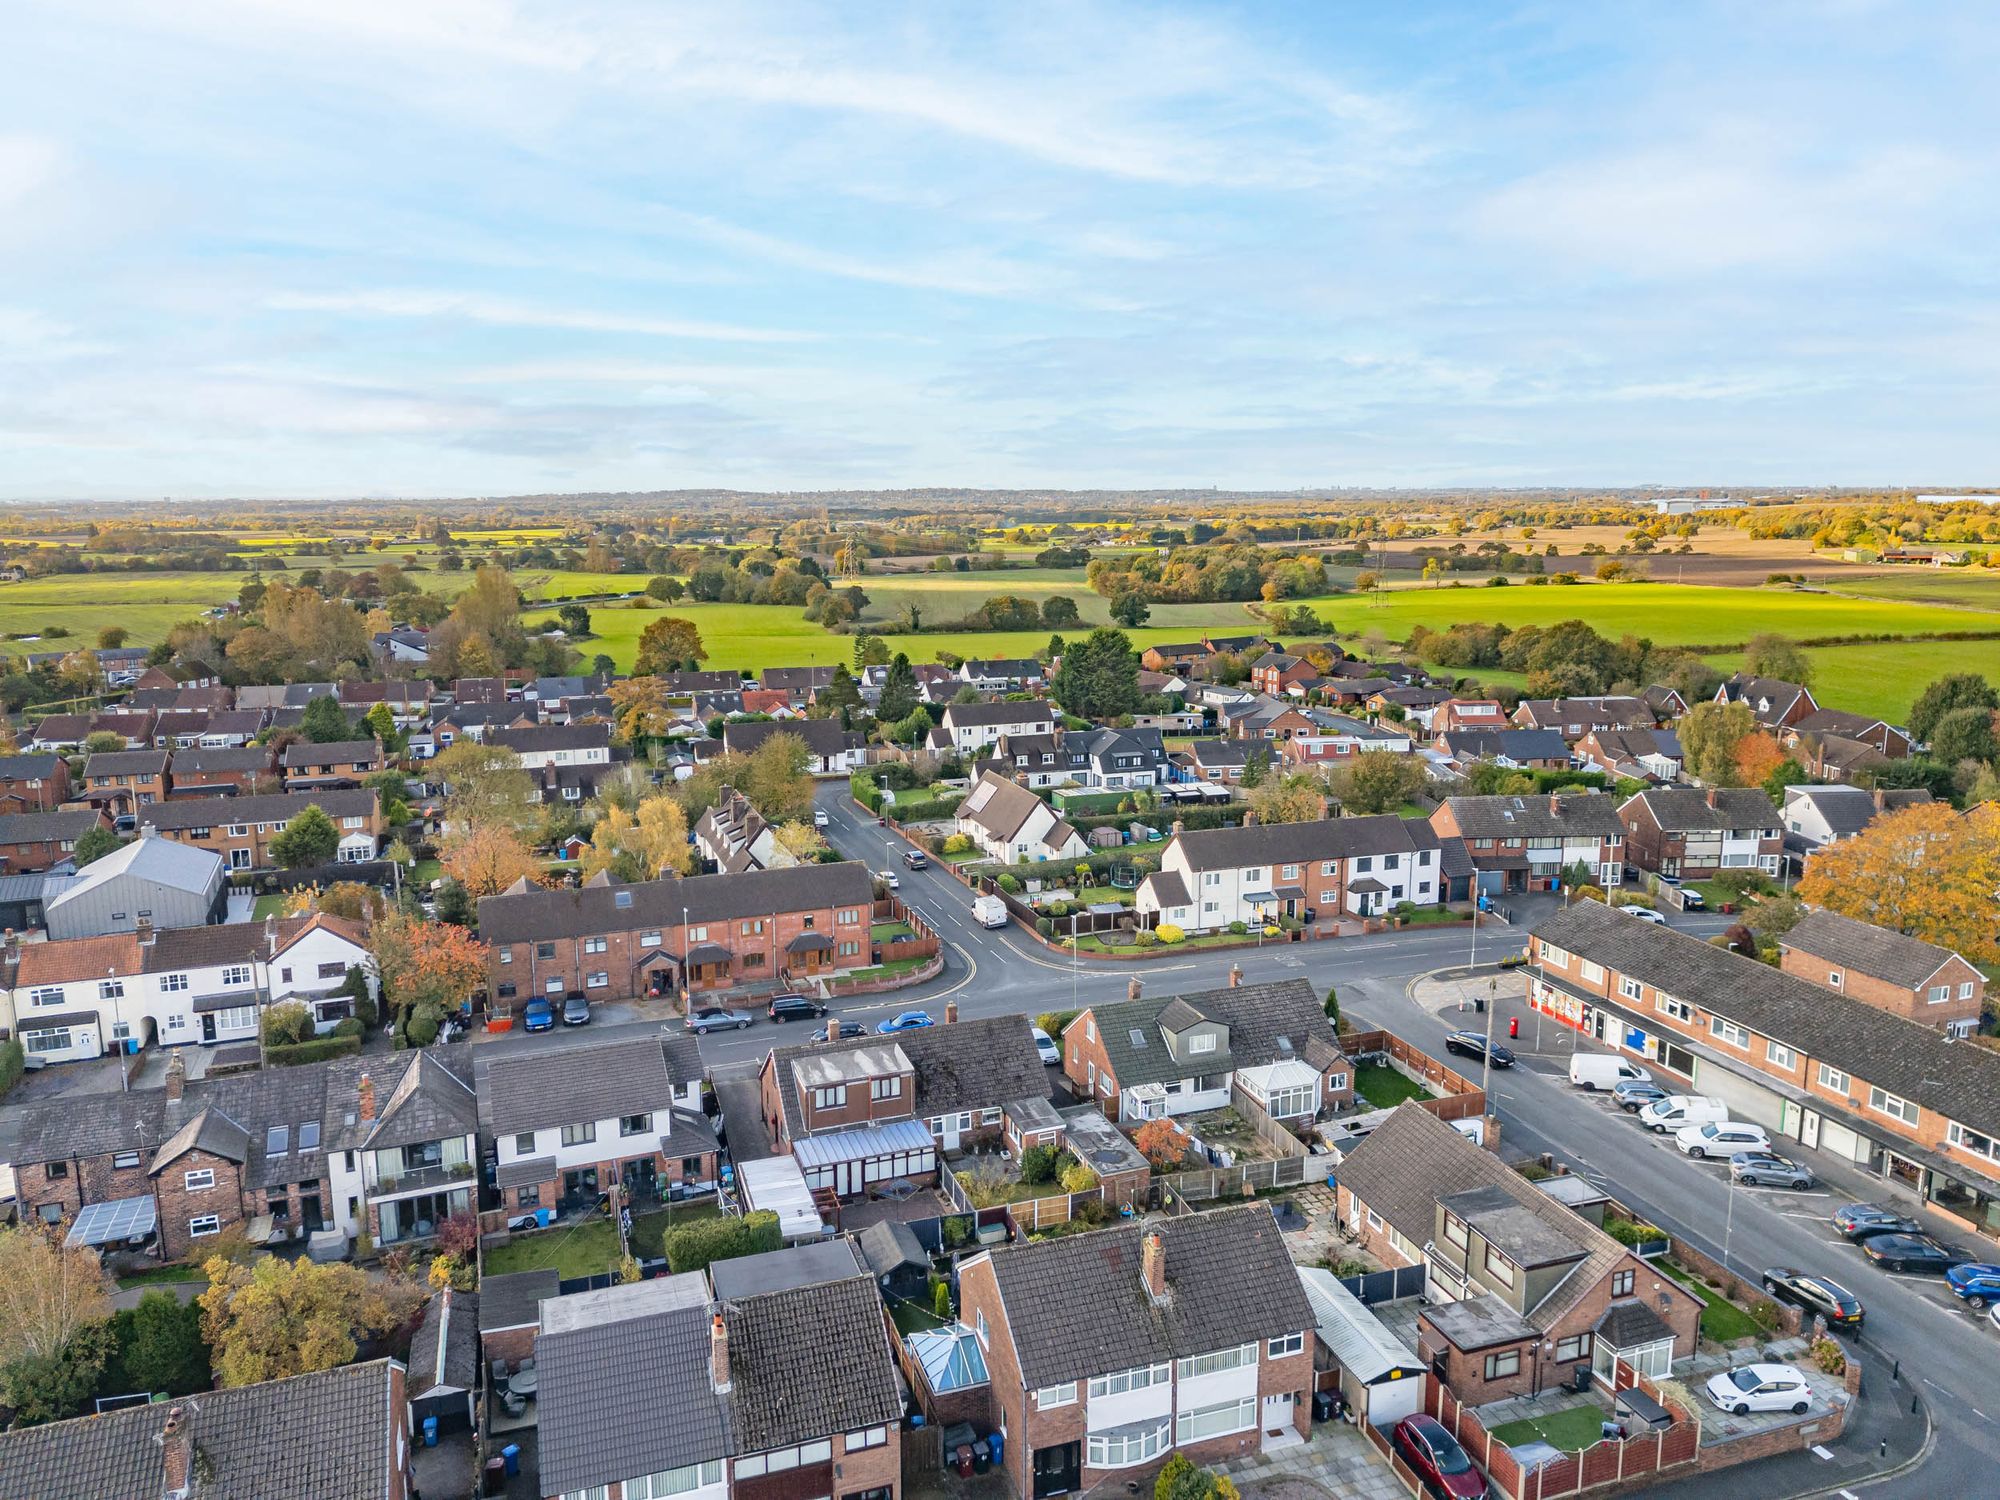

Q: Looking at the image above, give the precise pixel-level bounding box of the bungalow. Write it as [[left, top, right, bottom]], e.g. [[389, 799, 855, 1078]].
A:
[[953, 771, 1088, 864], [1181, 740, 1253, 785], [758, 664, 837, 706], [1784, 709, 1915, 781], [722, 717, 870, 776], [24, 712, 94, 751], [1618, 787, 1783, 879], [956, 1205, 1317, 1499], [958, 657, 1044, 692], [1137, 815, 1443, 931], [1430, 700, 1509, 737], [1512, 696, 1654, 741], [371, 625, 432, 665], [1779, 910, 1985, 1035], [939, 699, 1058, 755], [1335, 1103, 1700, 1404], [1062, 975, 1351, 1124], [1432, 728, 1570, 772]]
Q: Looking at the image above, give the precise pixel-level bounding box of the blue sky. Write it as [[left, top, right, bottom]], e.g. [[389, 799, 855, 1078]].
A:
[[2, 1, 1996, 498]]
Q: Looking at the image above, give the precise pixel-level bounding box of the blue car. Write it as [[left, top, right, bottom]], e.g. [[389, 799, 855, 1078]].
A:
[[876, 1010, 935, 1035], [522, 998, 556, 1033], [1946, 1263, 2000, 1309]]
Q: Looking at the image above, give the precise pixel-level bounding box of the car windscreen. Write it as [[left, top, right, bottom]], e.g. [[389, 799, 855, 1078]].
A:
[[1727, 1369, 1761, 1391], [1431, 1433, 1472, 1474]]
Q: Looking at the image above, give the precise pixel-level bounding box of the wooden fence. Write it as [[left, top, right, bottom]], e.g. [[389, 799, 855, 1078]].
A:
[[1228, 1080, 1313, 1161], [1151, 1153, 1320, 1208], [1345, 1028, 1487, 1122]]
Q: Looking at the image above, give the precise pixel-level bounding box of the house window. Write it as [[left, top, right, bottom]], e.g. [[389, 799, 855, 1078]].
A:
[[536, 942, 557, 960], [1928, 985, 1951, 1005], [1267, 1332, 1305, 1358], [1827, 971, 1842, 988], [317, 962, 346, 980], [1960, 982, 1976, 1000], [185, 1169, 216, 1192], [1176, 1397, 1255, 1445], [1578, 960, 1605, 984], [22, 1027, 74, 1054], [221, 965, 251, 987], [1087, 1364, 1169, 1399], [1612, 1269, 1635, 1297], [514, 1132, 536, 1154], [1187, 1034, 1216, 1055], [1817, 1063, 1850, 1094], [641, 931, 662, 947], [1766, 1041, 1797, 1070], [299, 1122, 319, 1151], [98, 979, 125, 1000], [1618, 977, 1643, 1002], [975, 1309, 988, 1348], [812, 1086, 848, 1110], [1483, 1350, 1521, 1380], [1541, 944, 1570, 969], [587, 971, 608, 988], [560, 1123, 596, 1147], [621, 1114, 654, 1137], [1482, 1245, 1516, 1287], [28, 986, 63, 1008], [1652, 992, 1692, 1022], [1556, 1333, 1593, 1364], [626, 1462, 724, 1498], [1176, 1343, 1256, 1379], [1708, 1017, 1750, 1049], [1442, 1214, 1468, 1249], [266, 1126, 288, 1157], [1947, 1122, 2000, 1163], [112, 1151, 141, 1170], [871, 1077, 900, 1101], [845, 1427, 887, 1453], [1089, 1422, 1171, 1469], [584, 937, 607, 954], [517, 1185, 541, 1207], [188, 1215, 221, 1239], [1868, 1087, 1918, 1125], [1035, 1383, 1077, 1408]]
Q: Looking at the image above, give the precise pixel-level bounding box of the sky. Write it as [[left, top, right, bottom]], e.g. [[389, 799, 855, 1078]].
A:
[[2, 1, 1997, 499]]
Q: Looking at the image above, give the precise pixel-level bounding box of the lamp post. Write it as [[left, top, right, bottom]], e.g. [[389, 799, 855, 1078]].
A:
[[1481, 978, 1498, 1104]]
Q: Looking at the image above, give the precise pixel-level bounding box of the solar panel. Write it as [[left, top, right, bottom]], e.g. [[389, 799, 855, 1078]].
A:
[[64, 1195, 158, 1248]]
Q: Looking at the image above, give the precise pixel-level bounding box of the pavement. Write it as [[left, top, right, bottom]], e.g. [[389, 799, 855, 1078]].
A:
[[1214, 1420, 1407, 1500]]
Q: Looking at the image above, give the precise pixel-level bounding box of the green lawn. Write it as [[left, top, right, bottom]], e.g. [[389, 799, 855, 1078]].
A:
[[1488, 1404, 1613, 1453], [252, 893, 288, 920], [1656, 1260, 1766, 1344], [889, 1299, 947, 1335], [871, 920, 915, 941], [1821, 570, 2000, 610], [116, 1265, 206, 1290], [481, 1199, 722, 1279], [1705, 638, 2000, 722], [1352, 1063, 1430, 1109]]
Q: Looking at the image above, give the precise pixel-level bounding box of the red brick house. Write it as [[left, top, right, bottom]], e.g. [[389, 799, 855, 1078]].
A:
[[79, 748, 171, 814], [1334, 1103, 1700, 1403], [477, 861, 879, 1007], [956, 1204, 1315, 1500], [1617, 787, 1783, 879], [282, 737, 386, 790], [0, 753, 71, 813], [1778, 910, 1985, 1035], [0, 808, 107, 872], [167, 744, 279, 796]]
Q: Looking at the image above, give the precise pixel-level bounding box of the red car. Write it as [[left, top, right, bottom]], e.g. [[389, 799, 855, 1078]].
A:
[[1392, 1414, 1487, 1500]]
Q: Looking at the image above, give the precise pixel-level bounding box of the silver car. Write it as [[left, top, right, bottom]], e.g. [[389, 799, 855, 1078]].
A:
[[687, 1006, 755, 1034], [1730, 1151, 1814, 1189]]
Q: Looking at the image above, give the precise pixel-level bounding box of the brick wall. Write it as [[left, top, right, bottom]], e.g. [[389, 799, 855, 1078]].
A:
[[155, 1148, 248, 1259], [1778, 947, 1983, 1030], [15, 1160, 82, 1223], [956, 1256, 1043, 1500]]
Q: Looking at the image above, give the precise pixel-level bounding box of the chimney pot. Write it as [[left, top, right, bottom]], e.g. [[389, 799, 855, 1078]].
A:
[[1705, 787, 1720, 809], [1242, 809, 1258, 826], [711, 1312, 732, 1393], [163, 1048, 185, 1103], [1141, 1230, 1168, 1302], [1127, 977, 1142, 1001], [357, 1072, 376, 1123], [136, 915, 155, 946], [1228, 964, 1243, 988], [160, 1404, 193, 1500], [944, 1000, 959, 1024]]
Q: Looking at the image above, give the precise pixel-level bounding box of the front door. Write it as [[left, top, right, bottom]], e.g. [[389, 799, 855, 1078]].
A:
[[1262, 1391, 1296, 1434], [1801, 1111, 1821, 1150], [200, 1013, 217, 1043], [1032, 1442, 1080, 1498]]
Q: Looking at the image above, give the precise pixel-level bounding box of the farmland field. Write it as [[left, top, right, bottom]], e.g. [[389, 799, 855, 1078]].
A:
[[1820, 571, 2000, 610]]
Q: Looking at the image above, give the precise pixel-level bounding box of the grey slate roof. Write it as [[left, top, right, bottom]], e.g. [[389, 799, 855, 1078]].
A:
[[409, 1286, 480, 1395], [1782, 784, 1930, 839], [1437, 793, 1624, 839], [982, 1203, 1312, 1388], [538, 1302, 735, 1497], [479, 1269, 561, 1333], [281, 738, 379, 767], [1437, 728, 1570, 763], [709, 1237, 866, 1300], [724, 1274, 903, 1453], [489, 722, 613, 755], [151, 1106, 251, 1173], [83, 749, 168, 776], [764, 1013, 1049, 1141], [0, 809, 103, 844], [1077, 977, 1335, 1091], [478, 861, 875, 944], [0, 1358, 403, 1500], [139, 787, 377, 831], [1168, 814, 1439, 872], [478, 1034, 676, 1137], [1624, 786, 1780, 833], [857, 1219, 929, 1277], [1782, 909, 1962, 989], [0, 752, 62, 780], [1531, 900, 2000, 1139], [944, 700, 1057, 729], [722, 717, 863, 758], [168, 745, 273, 774]]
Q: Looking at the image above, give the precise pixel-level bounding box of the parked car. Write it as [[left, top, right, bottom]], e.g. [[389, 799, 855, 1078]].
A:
[[1031, 1025, 1061, 1065], [687, 1006, 755, 1034], [1443, 1030, 1515, 1068], [1858, 1233, 1971, 1273], [880, 869, 900, 889], [1704, 1363, 1812, 1416], [825, 1020, 867, 1040], [561, 993, 592, 1027], [1679, 888, 1706, 911], [522, 997, 556, 1033], [876, 1010, 935, 1034], [813, 808, 829, 827], [902, 848, 929, 870], [1613, 1081, 1670, 1113], [1730, 1151, 1814, 1189], [769, 994, 829, 1023], [1944, 1263, 2000, 1309], [1625, 906, 1668, 925], [1760, 1268, 1864, 1330], [1569, 1055, 1651, 1091], [1676, 1121, 1771, 1158], [1390, 1414, 1487, 1500], [1831, 1203, 1925, 1240]]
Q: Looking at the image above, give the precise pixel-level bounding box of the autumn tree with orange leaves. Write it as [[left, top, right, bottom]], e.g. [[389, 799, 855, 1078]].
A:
[[370, 909, 490, 1043], [1133, 1118, 1191, 1172], [608, 676, 677, 744], [1798, 802, 2000, 963], [440, 821, 543, 899], [1733, 732, 1786, 788]]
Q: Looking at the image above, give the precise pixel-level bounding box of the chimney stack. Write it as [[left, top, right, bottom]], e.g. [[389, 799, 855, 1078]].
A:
[[163, 1048, 185, 1103], [159, 1405, 194, 1500], [1141, 1230, 1168, 1303], [711, 1312, 732, 1393], [357, 1072, 376, 1124], [826, 1016, 840, 1045], [1873, 787, 1889, 813], [1128, 977, 1143, 1001], [1705, 787, 1720, 809], [1228, 964, 1243, 989], [2, 928, 16, 965], [1171, 819, 1185, 837], [944, 1000, 959, 1024], [1242, 809, 1258, 827], [135, 915, 155, 947], [1548, 793, 1563, 816]]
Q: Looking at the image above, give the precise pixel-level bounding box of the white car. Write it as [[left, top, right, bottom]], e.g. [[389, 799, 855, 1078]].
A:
[[1625, 906, 1668, 925], [1677, 1121, 1771, 1158], [880, 869, 900, 889], [813, 808, 829, 828], [1031, 1025, 1061, 1065], [1704, 1363, 1812, 1416], [1989, 1303, 2000, 1335]]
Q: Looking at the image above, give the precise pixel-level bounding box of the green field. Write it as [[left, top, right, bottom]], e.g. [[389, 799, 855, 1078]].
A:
[[1822, 571, 2000, 610]]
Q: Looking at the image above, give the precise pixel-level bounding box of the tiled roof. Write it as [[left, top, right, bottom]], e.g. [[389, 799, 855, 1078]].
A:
[[281, 738, 379, 766], [1078, 977, 1335, 1091], [764, 1014, 1048, 1141], [1437, 793, 1624, 839], [83, 749, 168, 776], [489, 722, 613, 754], [722, 718, 861, 757], [0, 809, 103, 843], [982, 1203, 1312, 1388], [140, 787, 377, 831], [168, 745, 273, 773], [478, 1034, 677, 1137], [1168, 814, 1438, 872], [409, 1286, 480, 1395], [0, 752, 62, 779], [10, 912, 362, 988], [1782, 909, 1962, 990], [943, 700, 1057, 728], [1624, 786, 1780, 833], [0, 1358, 403, 1500], [1531, 900, 2000, 1138], [478, 861, 875, 943], [724, 1274, 902, 1453]]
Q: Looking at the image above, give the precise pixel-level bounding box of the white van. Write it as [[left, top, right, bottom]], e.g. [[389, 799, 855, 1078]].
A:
[[1569, 1054, 1652, 1092], [1640, 1094, 1728, 1134], [972, 894, 1008, 929]]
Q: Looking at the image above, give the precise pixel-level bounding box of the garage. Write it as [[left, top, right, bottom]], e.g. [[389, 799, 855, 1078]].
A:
[[1694, 1062, 1788, 1133], [1300, 1266, 1427, 1429]]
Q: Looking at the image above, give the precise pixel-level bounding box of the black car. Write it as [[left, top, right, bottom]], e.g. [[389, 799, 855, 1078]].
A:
[[769, 994, 829, 1023], [1443, 1030, 1515, 1068], [1831, 1203, 1925, 1240], [1760, 1267, 1864, 1330], [902, 848, 929, 870], [1858, 1233, 1971, 1273], [561, 993, 592, 1026]]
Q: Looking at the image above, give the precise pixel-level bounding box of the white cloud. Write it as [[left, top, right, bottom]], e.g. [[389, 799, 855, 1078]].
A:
[[263, 289, 815, 343], [651, 211, 1050, 298], [0, 133, 63, 210]]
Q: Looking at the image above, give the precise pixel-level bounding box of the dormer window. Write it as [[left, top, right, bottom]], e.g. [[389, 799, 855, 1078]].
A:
[[1187, 1034, 1216, 1055]]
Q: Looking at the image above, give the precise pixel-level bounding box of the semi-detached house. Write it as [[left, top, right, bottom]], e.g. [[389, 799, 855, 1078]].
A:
[[477, 862, 879, 1006], [1526, 900, 2000, 1250], [1617, 787, 1783, 879], [1778, 909, 1985, 1036], [956, 1204, 1316, 1500], [138, 787, 383, 871], [1137, 814, 1444, 932], [939, 700, 1057, 755], [1428, 793, 1625, 896]]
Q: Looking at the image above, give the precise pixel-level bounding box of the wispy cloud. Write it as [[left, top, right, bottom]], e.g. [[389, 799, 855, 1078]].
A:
[[263, 290, 815, 344]]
